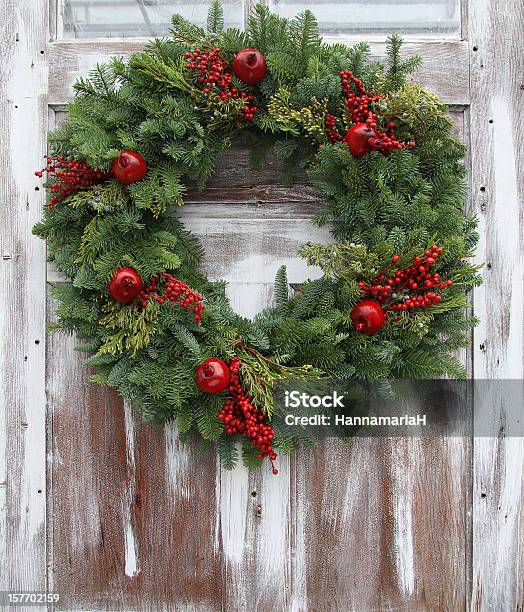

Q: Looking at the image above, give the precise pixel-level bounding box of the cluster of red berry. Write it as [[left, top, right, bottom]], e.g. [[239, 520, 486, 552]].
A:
[[326, 71, 414, 156], [340, 70, 383, 127], [218, 357, 278, 474], [139, 272, 204, 323], [184, 48, 257, 120], [35, 156, 106, 208], [358, 245, 453, 311]]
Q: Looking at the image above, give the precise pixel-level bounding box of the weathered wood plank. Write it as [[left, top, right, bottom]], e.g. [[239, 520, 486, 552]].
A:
[[469, 0, 524, 607], [0, 0, 48, 602], [181, 216, 330, 279], [292, 436, 470, 609], [218, 457, 294, 611], [48, 39, 470, 106], [449, 110, 465, 143]]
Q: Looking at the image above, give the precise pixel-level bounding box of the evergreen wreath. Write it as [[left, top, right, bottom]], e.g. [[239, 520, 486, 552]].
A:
[[34, 2, 481, 472]]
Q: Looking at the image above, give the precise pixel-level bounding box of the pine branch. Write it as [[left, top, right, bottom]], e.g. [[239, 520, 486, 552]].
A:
[[274, 265, 290, 316], [385, 35, 422, 92], [207, 0, 224, 35]]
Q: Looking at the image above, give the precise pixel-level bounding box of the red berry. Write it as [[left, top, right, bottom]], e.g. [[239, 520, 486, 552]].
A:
[[345, 123, 377, 158], [350, 300, 386, 335], [216, 356, 278, 471], [108, 267, 143, 303], [112, 150, 147, 185], [232, 49, 267, 86], [196, 358, 230, 394], [35, 156, 106, 207], [329, 73, 414, 155]]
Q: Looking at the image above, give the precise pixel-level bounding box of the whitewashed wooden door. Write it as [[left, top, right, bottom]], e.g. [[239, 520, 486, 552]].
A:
[[1, 0, 523, 610]]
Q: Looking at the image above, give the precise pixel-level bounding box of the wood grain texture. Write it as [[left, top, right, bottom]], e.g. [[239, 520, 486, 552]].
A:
[[0, 0, 48, 602], [47, 39, 470, 106], [468, 0, 524, 608], [293, 436, 470, 610]]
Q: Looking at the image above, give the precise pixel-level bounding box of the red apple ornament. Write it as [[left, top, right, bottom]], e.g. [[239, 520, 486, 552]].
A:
[[345, 123, 377, 158], [350, 300, 386, 335], [108, 267, 143, 303], [112, 150, 148, 185], [232, 49, 267, 86], [196, 358, 231, 394]]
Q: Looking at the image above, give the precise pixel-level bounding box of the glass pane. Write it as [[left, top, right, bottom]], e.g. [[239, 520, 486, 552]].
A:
[[270, 0, 460, 36], [60, 0, 243, 39]]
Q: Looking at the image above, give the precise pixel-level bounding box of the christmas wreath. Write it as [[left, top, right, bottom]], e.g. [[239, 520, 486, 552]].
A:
[[34, 2, 481, 473]]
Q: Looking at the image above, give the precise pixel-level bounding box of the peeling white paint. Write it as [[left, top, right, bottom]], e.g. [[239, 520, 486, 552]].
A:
[[164, 423, 190, 503], [225, 283, 275, 319], [215, 458, 250, 611], [255, 454, 291, 604], [123, 516, 139, 578], [181, 217, 331, 284], [11, 81, 47, 558], [470, 5, 524, 599], [0, 1, 48, 591], [494, 438, 524, 576], [48, 330, 101, 556], [216, 457, 250, 565], [122, 402, 139, 578], [391, 441, 415, 597], [290, 463, 308, 612], [490, 97, 523, 378]]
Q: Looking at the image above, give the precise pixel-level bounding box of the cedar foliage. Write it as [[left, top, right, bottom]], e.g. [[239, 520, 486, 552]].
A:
[[33, 3, 480, 468]]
